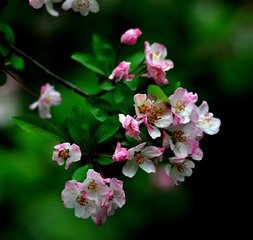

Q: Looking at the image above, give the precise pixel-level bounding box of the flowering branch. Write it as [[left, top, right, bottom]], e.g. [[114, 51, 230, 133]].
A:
[[5, 42, 90, 99]]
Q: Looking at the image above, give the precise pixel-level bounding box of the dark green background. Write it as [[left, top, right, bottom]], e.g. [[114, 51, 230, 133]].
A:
[[0, 0, 252, 239]]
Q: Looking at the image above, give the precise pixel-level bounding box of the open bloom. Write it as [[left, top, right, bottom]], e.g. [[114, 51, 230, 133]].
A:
[[122, 142, 164, 178], [109, 61, 134, 82], [120, 28, 142, 45], [165, 157, 195, 184], [143, 41, 174, 85], [169, 87, 198, 124], [52, 142, 82, 169], [29, 83, 62, 119], [194, 101, 221, 135], [29, 0, 62, 16], [62, 0, 99, 16]]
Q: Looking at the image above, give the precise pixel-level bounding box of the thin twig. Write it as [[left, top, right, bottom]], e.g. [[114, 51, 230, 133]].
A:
[[2, 69, 38, 98], [6, 43, 90, 98]]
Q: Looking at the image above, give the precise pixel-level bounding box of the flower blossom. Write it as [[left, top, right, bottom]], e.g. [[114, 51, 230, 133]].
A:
[[118, 114, 141, 140], [29, 83, 62, 119], [122, 142, 164, 178], [29, 0, 62, 17], [169, 87, 198, 124], [120, 28, 142, 45], [143, 41, 174, 85], [193, 101, 221, 135], [62, 0, 99, 16], [165, 157, 195, 184], [134, 94, 173, 139], [112, 142, 128, 162], [109, 61, 134, 82], [61, 169, 125, 226], [52, 142, 82, 169]]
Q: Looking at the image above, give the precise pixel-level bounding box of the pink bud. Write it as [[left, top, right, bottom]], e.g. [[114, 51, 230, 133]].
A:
[[120, 28, 142, 45]]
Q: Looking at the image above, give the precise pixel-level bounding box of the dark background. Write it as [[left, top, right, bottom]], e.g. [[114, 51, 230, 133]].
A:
[[0, 0, 252, 239]]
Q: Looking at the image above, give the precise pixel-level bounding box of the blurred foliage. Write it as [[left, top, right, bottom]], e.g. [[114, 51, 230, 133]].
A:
[[0, 0, 252, 238]]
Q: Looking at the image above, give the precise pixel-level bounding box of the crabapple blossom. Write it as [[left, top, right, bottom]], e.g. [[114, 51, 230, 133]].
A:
[[112, 142, 128, 162], [61, 170, 125, 225], [52, 142, 82, 169], [165, 157, 195, 184], [29, 0, 62, 17], [109, 61, 134, 82], [122, 142, 164, 178], [134, 93, 153, 119], [61, 180, 97, 219], [120, 28, 142, 45], [163, 123, 202, 158], [143, 41, 174, 85], [118, 114, 141, 140], [62, 0, 99, 16], [169, 87, 198, 124], [29, 83, 61, 119], [194, 101, 221, 135]]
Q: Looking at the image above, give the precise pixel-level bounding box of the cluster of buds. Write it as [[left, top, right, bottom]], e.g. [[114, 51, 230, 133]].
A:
[[28, 0, 100, 16]]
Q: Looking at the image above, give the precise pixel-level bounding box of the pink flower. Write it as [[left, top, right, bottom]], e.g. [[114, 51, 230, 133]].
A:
[[29, 83, 62, 119], [165, 157, 195, 184], [61, 180, 97, 219], [169, 87, 198, 124], [163, 123, 201, 158], [143, 41, 174, 85], [52, 142, 82, 169], [29, 0, 45, 9], [134, 93, 153, 119], [118, 114, 141, 140], [62, 0, 100, 16], [109, 61, 134, 82], [83, 169, 110, 203], [194, 101, 221, 135], [120, 28, 142, 45], [122, 142, 164, 178], [112, 142, 128, 162]]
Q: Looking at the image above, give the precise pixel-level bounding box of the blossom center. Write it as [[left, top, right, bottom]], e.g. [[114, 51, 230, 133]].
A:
[[175, 100, 185, 112], [174, 162, 185, 173], [58, 149, 70, 160], [88, 180, 97, 192], [174, 131, 186, 142], [148, 106, 164, 124], [76, 194, 88, 206], [138, 104, 151, 115], [134, 153, 145, 164], [73, 0, 89, 11]]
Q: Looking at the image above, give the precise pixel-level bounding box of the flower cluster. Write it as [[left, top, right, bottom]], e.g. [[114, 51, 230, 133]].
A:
[[20, 26, 221, 225], [114, 87, 220, 184], [28, 0, 99, 16], [61, 169, 125, 225]]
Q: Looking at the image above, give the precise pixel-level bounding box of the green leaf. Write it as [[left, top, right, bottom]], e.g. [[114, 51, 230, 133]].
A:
[[71, 52, 106, 76], [0, 71, 7, 86], [95, 115, 120, 144], [126, 51, 145, 72], [0, 22, 15, 44], [7, 54, 25, 70], [72, 165, 91, 182], [113, 82, 134, 114], [96, 156, 113, 166], [86, 97, 110, 121], [99, 80, 115, 91], [163, 81, 181, 97], [148, 85, 169, 102], [92, 34, 115, 75], [12, 115, 63, 140], [67, 106, 90, 150]]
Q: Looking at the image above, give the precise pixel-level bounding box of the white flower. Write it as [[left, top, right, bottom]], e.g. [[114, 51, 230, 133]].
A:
[[62, 0, 99, 16], [165, 157, 195, 184], [29, 83, 61, 119]]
